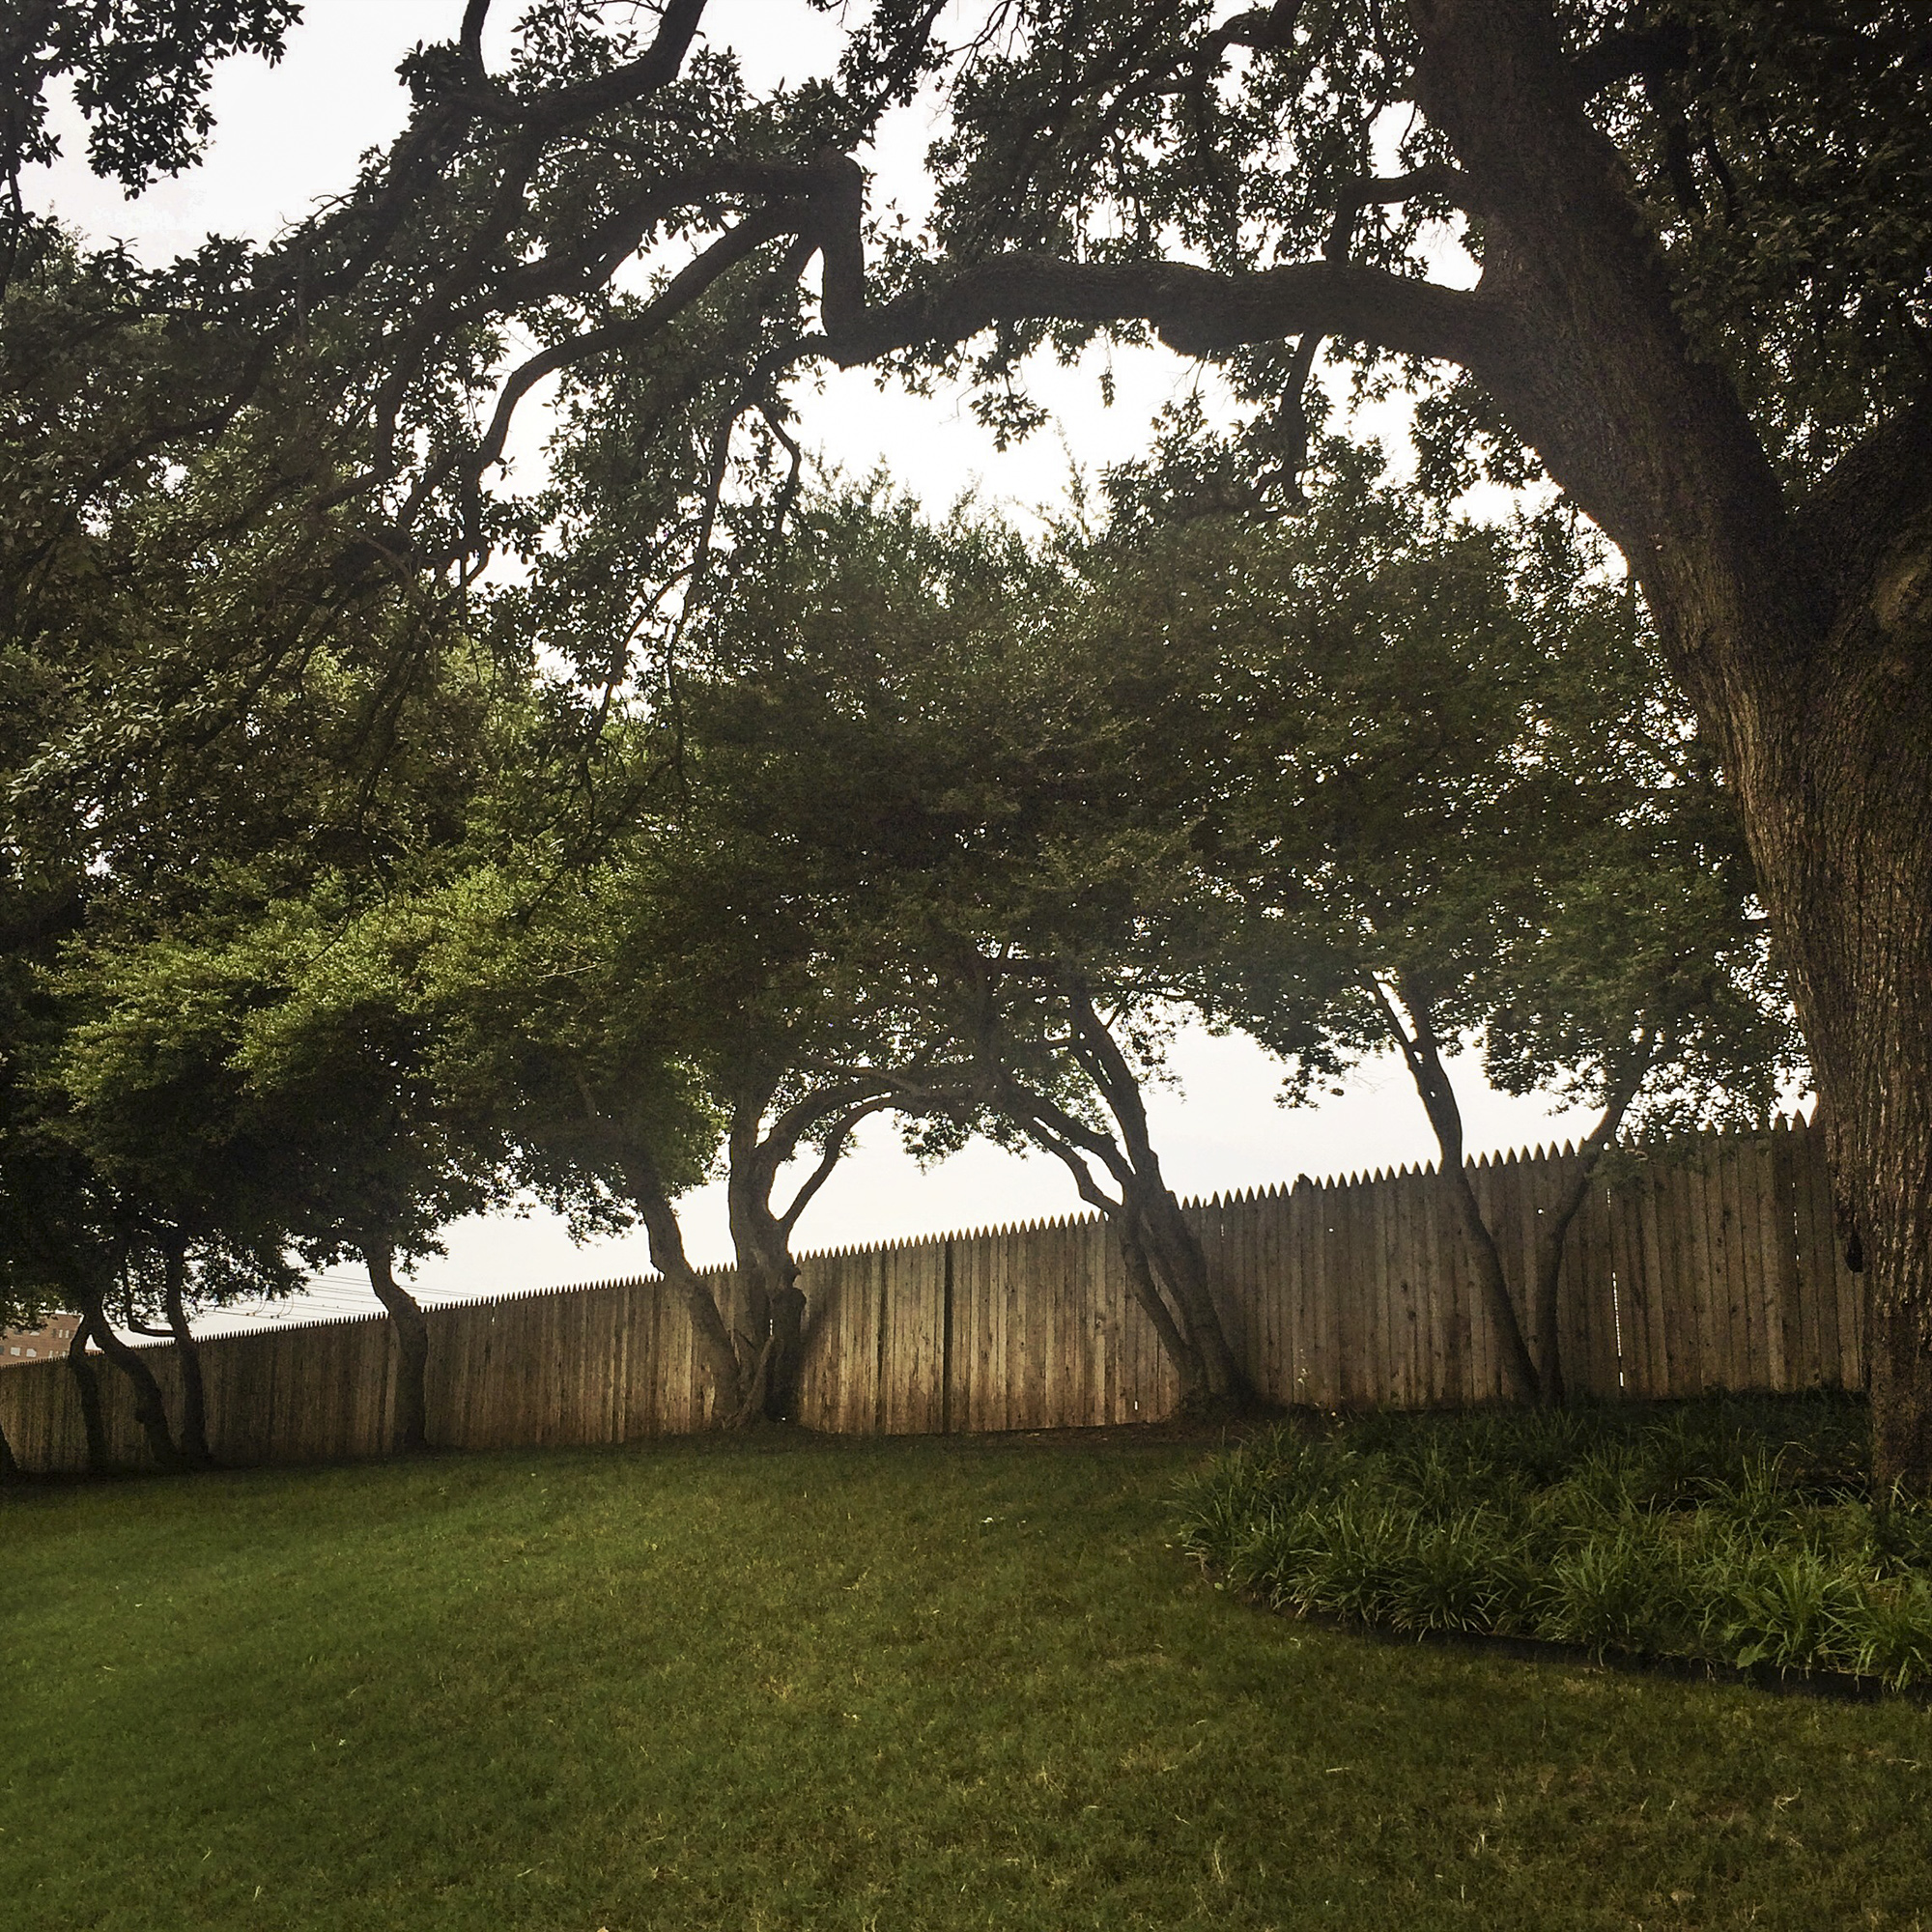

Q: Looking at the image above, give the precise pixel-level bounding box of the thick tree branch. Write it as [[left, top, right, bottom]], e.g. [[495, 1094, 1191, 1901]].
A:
[[755, 1079, 885, 1173], [1058, 973, 1159, 1168], [437, 0, 708, 128], [1015, 1111, 1128, 1220], [1326, 164, 1472, 261], [1366, 974, 1451, 1147], [459, 0, 491, 76], [486, 157, 820, 314], [1795, 388, 1932, 614], [812, 199, 1507, 379], [1569, 21, 1691, 100], [412, 203, 795, 526], [370, 130, 543, 462], [776, 1095, 896, 1237]]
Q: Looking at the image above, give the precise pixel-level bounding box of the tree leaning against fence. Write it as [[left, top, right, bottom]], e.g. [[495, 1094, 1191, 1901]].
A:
[[0, 1116, 1862, 1476]]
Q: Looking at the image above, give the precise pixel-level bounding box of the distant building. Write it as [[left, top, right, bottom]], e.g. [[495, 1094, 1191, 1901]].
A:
[[1, 1314, 80, 1366]]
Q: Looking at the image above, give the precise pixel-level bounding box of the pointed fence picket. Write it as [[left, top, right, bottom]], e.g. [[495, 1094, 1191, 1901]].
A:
[[0, 1114, 1864, 1475]]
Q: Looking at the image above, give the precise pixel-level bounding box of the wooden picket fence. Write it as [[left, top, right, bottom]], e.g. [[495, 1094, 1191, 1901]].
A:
[[0, 1114, 1862, 1475]]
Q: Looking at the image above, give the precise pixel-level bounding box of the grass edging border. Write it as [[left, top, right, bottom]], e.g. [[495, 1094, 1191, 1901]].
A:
[[1202, 1564, 1932, 1707]]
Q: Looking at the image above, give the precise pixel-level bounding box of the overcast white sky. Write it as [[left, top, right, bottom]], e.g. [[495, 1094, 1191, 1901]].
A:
[[28, 2, 1602, 1329]]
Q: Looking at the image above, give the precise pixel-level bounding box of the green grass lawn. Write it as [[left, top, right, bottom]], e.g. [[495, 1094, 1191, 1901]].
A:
[[3, 1427, 1927, 1932]]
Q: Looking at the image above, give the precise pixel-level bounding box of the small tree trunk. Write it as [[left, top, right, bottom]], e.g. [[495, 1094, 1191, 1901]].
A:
[[724, 1104, 781, 1420], [75, 1287, 184, 1471], [1024, 1139, 1241, 1414], [161, 1236, 213, 1468], [1379, 978, 1540, 1405], [1114, 1210, 1208, 1407], [619, 1146, 752, 1424], [363, 1240, 432, 1455], [727, 1165, 811, 1423], [68, 1315, 109, 1473], [1527, 1061, 1649, 1406], [1132, 1180, 1252, 1411], [0, 1410, 20, 1483], [1527, 1171, 1588, 1411], [1059, 978, 1255, 1412], [728, 1198, 808, 1424], [722, 1079, 897, 1425], [1439, 1163, 1538, 1405], [766, 1278, 807, 1422]]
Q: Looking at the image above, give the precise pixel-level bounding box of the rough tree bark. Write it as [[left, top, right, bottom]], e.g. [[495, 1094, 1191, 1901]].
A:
[[160, 1234, 213, 1469], [362, 1239, 432, 1456], [1395, 1, 1932, 1483]]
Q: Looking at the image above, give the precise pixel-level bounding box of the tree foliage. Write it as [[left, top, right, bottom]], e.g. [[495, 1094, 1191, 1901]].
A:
[[6, 1, 1929, 1475]]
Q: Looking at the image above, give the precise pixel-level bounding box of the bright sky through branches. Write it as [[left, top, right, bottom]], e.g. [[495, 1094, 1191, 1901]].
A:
[[25, 1, 1598, 1326]]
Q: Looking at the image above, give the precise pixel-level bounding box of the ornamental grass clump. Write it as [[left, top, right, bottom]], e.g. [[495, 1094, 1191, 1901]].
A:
[[1177, 1397, 1932, 1689]]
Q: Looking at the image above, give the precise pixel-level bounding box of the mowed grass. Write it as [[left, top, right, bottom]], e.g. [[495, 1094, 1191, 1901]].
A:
[[3, 1429, 1928, 1932]]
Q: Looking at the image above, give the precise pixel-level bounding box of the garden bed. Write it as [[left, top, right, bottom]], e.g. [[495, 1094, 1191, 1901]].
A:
[[1176, 1394, 1932, 1691]]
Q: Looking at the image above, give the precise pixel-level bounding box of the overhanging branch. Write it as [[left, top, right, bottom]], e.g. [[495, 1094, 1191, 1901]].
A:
[[812, 212, 1508, 380], [412, 203, 795, 525]]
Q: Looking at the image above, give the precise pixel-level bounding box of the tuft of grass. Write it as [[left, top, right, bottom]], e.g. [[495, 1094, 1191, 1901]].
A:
[[1178, 1395, 1932, 1691], [3, 1419, 1930, 1930]]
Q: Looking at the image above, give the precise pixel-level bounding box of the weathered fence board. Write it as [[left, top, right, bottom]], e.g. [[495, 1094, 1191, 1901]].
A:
[[0, 1115, 1867, 1476]]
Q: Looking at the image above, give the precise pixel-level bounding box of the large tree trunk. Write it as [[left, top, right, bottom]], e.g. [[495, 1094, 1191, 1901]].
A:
[[1769, 656, 1932, 1494], [74, 1286, 183, 1471], [67, 1315, 108, 1473], [160, 1236, 213, 1469], [1401, 0, 1932, 1484], [362, 1240, 432, 1455]]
